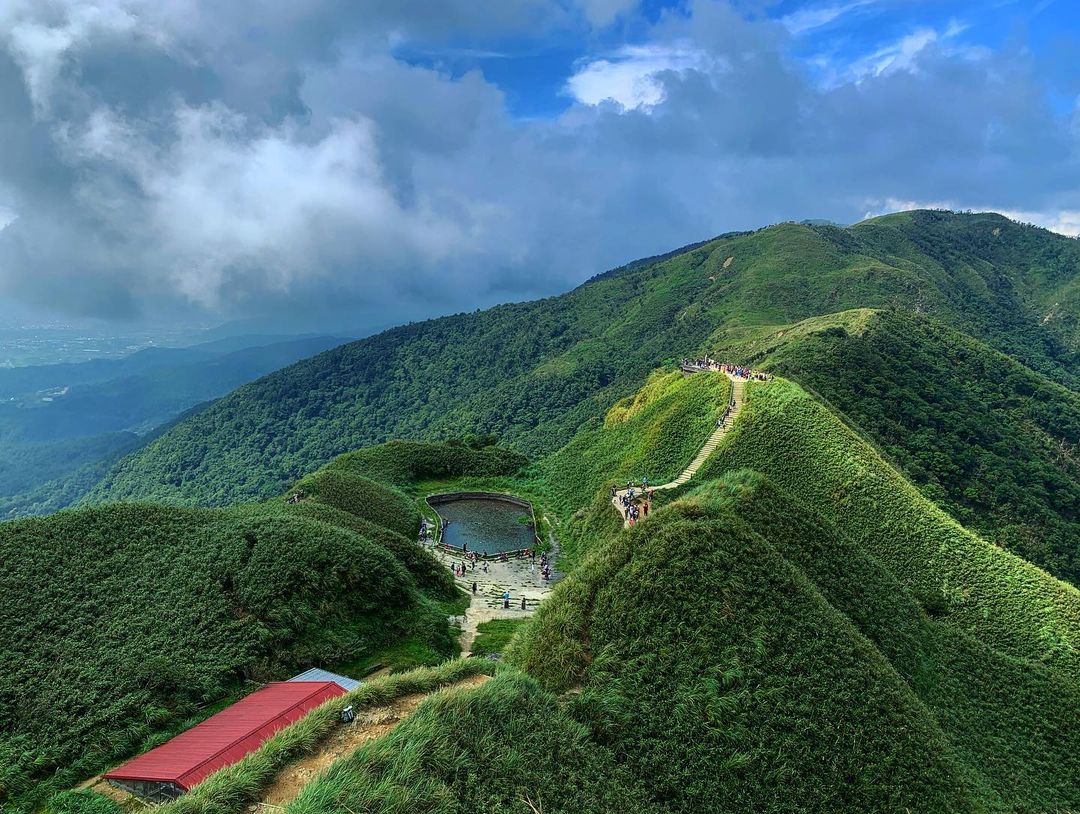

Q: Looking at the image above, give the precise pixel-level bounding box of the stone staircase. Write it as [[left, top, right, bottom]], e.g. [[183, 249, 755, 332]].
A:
[[661, 376, 745, 489]]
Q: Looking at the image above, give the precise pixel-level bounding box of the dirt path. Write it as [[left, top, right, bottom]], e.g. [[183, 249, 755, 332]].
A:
[[255, 674, 490, 808], [75, 775, 136, 806], [612, 373, 748, 526]]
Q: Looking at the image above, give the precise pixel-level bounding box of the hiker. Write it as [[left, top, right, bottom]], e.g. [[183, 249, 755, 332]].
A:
[[463, 541, 468, 554], [482, 560, 489, 573], [643, 502, 649, 517], [472, 581, 477, 595], [503, 591, 510, 609], [521, 596, 527, 610]]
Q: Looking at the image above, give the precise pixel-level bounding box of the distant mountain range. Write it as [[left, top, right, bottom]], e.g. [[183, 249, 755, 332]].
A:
[[0, 334, 350, 518], [89, 211, 1080, 580]]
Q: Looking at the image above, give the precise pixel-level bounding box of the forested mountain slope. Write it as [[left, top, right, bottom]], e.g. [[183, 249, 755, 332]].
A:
[[0, 442, 525, 812], [720, 308, 1080, 586], [0, 335, 347, 520], [86, 210, 1080, 508]]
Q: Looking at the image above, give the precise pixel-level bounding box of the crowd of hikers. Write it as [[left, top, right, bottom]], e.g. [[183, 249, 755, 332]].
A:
[[612, 479, 653, 526], [445, 544, 553, 587], [680, 357, 773, 381]]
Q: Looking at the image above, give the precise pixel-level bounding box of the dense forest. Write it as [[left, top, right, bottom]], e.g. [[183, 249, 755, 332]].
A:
[[745, 309, 1080, 586], [0, 335, 346, 519]]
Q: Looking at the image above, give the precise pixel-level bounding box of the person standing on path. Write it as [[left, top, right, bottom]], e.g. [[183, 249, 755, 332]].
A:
[[472, 581, 477, 595], [503, 590, 510, 609], [521, 596, 527, 610]]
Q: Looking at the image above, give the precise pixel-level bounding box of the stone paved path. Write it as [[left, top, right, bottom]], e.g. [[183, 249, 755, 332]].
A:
[[435, 526, 562, 655]]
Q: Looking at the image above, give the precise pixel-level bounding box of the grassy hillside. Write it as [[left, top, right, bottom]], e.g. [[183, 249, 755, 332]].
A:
[[691, 379, 1080, 671], [0, 442, 523, 812], [12, 212, 1080, 812], [539, 368, 730, 509], [278, 377, 1080, 813], [86, 211, 1080, 508], [726, 308, 1080, 586]]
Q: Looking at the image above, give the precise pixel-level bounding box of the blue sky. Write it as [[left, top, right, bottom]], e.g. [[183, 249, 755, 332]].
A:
[[0, 0, 1077, 330], [397, 1, 1080, 116]]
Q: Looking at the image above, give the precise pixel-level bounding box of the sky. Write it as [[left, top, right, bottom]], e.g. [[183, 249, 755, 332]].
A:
[[0, 0, 1077, 332]]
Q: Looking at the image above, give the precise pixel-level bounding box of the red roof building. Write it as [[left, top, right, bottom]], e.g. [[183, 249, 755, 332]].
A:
[[105, 681, 345, 801]]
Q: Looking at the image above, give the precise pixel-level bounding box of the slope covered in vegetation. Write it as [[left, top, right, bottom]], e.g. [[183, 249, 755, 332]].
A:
[[0, 441, 524, 812], [87, 211, 1080, 508], [11, 211, 1080, 813], [0, 336, 346, 520], [721, 308, 1080, 587], [276, 376, 1080, 814], [760, 310, 1080, 582]]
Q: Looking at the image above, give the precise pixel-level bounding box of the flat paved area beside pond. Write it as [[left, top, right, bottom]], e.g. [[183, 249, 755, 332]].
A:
[[435, 544, 561, 655]]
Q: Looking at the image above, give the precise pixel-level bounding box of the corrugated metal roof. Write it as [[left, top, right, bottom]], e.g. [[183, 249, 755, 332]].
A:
[[105, 681, 344, 790], [289, 667, 361, 691]]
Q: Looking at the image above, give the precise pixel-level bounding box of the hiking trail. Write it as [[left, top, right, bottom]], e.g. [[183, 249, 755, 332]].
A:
[[612, 372, 747, 526], [253, 673, 491, 810]]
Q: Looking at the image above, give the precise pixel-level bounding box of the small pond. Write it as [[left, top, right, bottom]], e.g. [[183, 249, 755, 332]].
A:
[[431, 495, 536, 556]]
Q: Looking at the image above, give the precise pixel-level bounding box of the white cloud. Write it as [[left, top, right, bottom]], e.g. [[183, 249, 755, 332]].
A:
[[834, 19, 982, 83], [565, 43, 715, 110], [997, 209, 1080, 237], [2, 1, 146, 115], [850, 27, 938, 78], [780, 0, 882, 37], [0, 0, 1076, 325], [60, 103, 477, 308]]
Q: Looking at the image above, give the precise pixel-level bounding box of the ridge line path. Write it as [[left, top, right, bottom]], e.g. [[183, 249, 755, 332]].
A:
[[612, 372, 746, 527]]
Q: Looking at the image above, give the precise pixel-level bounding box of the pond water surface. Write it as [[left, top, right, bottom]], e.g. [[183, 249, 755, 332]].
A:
[[436, 497, 535, 555]]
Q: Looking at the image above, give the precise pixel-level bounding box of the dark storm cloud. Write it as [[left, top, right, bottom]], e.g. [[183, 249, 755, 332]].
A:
[[0, 0, 1076, 327]]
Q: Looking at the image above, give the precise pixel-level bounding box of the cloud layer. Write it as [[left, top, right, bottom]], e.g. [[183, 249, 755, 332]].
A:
[[0, 0, 1077, 327]]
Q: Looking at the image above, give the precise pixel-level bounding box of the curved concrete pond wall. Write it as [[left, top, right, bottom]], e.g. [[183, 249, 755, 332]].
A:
[[426, 491, 540, 557]]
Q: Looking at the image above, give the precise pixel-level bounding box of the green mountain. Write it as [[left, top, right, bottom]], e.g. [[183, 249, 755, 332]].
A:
[[189, 372, 1080, 814], [7, 209, 1080, 813], [88, 211, 1080, 582], [0, 441, 526, 811], [715, 308, 1080, 585]]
